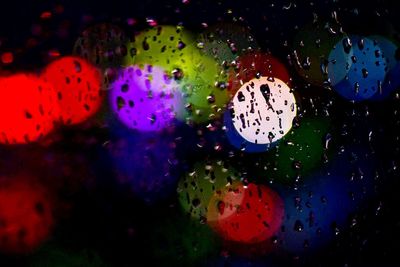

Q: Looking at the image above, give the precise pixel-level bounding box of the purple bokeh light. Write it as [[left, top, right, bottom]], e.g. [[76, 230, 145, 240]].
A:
[[110, 65, 185, 132]]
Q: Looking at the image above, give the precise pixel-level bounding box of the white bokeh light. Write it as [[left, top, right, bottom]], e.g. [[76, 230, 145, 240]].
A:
[[231, 77, 297, 144]]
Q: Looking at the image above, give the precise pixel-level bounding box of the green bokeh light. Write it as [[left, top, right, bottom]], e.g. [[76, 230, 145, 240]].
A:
[[255, 116, 334, 183]]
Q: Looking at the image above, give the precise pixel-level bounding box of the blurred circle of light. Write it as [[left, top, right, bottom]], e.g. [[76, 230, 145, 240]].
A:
[[369, 35, 400, 100], [0, 74, 59, 144], [207, 182, 284, 244], [1, 52, 14, 64], [0, 179, 54, 254], [110, 65, 185, 132], [328, 36, 387, 101], [41, 56, 103, 125], [228, 51, 291, 98], [225, 77, 297, 152], [177, 160, 239, 220]]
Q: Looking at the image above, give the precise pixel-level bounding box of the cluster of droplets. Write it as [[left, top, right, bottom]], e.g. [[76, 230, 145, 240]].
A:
[[0, 9, 394, 266]]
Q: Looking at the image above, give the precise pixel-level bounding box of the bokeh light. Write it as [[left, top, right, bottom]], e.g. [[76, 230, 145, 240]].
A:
[[369, 35, 400, 100], [258, 116, 334, 183], [227, 77, 297, 151], [110, 64, 185, 132], [41, 56, 103, 125], [0, 1, 397, 266], [0, 73, 58, 144], [0, 179, 54, 254], [207, 182, 284, 244], [328, 36, 387, 101]]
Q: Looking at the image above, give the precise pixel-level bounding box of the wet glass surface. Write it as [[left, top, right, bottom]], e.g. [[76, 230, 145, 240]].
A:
[[0, 0, 399, 266]]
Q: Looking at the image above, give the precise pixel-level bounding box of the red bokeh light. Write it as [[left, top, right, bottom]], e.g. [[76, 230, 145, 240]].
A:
[[207, 183, 284, 244], [0, 179, 54, 253], [41, 56, 103, 125], [1, 52, 14, 64], [0, 74, 59, 144], [40, 11, 52, 20]]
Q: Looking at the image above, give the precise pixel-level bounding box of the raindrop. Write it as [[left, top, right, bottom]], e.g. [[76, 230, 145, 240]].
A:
[[260, 84, 271, 102], [357, 38, 364, 50], [302, 57, 311, 70], [207, 94, 215, 103], [361, 68, 368, 78], [130, 48, 137, 57], [294, 220, 304, 232], [237, 91, 245, 102], [171, 68, 184, 80], [25, 111, 33, 119], [292, 160, 302, 170], [142, 38, 150, 50], [324, 133, 332, 149], [121, 83, 129, 92], [192, 198, 200, 208], [354, 82, 360, 94], [73, 60, 82, 73], [343, 38, 352, 54], [177, 40, 186, 50], [116, 96, 126, 110]]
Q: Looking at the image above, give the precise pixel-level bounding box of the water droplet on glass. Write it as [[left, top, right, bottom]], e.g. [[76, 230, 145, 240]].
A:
[[292, 160, 302, 170], [207, 94, 215, 104], [171, 68, 184, 80], [294, 220, 304, 232], [358, 38, 365, 50], [361, 68, 368, 78], [343, 38, 352, 54], [354, 82, 360, 94]]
